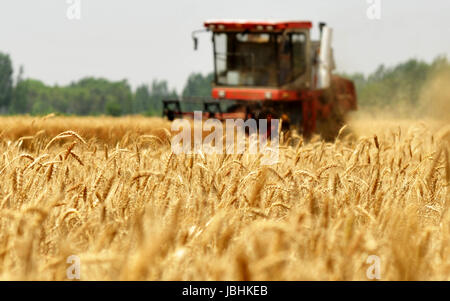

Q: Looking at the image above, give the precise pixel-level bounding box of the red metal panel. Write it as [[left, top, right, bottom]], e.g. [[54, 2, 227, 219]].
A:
[[204, 20, 313, 31], [212, 87, 300, 101]]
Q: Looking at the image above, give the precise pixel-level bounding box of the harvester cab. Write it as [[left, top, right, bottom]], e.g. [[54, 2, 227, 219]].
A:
[[163, 20, 357, 140]]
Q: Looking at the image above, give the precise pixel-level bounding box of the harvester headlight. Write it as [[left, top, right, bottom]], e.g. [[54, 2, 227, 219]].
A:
[[256, 25, 264, 31], [266, 25, 274, 31], [264, 91, 272, 99], [218, 90, 226, 98]]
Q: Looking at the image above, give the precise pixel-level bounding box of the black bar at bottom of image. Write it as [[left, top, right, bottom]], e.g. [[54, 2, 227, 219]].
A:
[[0, 281, 448, 299]]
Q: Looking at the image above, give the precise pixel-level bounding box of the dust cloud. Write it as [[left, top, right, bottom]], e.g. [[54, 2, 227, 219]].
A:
[[346, 67, 450, 139]]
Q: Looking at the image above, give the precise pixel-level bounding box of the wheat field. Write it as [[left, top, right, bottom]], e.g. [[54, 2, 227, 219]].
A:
[[0, 113, 449, 281]]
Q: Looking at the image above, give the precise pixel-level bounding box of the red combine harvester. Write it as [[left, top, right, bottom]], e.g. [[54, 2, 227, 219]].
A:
[[163, 20, 357, 140]]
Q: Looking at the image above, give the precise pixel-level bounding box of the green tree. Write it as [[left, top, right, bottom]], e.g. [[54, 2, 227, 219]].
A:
[[133, 84, 151, 114], [10, 79, 48, 114], [10, 79, 28, 114], [0, 52, 13, 111], [68, 77, 133, 115], [106, 99, 122, 116], [181, 72, 214, 98]]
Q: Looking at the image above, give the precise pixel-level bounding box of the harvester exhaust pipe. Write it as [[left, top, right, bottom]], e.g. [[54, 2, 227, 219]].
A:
[[317, 25, 333, 89], [319, 22, 327, 38]]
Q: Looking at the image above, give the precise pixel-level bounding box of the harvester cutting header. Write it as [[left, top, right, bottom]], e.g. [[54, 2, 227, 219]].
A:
[[163, 19, 357, 140]]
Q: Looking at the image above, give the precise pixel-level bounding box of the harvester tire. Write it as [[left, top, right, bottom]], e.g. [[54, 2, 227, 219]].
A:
[[316, 107, 345, 142]]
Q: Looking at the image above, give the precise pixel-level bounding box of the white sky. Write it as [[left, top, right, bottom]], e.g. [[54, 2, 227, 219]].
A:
[[0, 0, 449, 92]]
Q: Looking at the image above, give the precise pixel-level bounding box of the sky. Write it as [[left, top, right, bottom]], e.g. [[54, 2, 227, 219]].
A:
[[0, 0, 449, 93]]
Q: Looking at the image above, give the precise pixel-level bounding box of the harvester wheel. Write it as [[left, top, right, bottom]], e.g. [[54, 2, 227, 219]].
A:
[[166, 110, 175, 121]]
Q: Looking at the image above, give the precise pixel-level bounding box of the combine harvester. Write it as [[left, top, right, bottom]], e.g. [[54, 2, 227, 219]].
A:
[[163, 20, 357, 140]]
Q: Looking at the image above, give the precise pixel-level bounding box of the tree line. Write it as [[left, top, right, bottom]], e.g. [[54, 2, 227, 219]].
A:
[[0, 52, 213, 116], [0, 51, 448, 116]]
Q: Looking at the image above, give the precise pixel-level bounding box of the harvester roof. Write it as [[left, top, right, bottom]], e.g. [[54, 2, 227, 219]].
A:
[[204, 19, 312, 31]]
